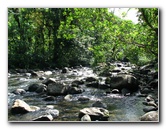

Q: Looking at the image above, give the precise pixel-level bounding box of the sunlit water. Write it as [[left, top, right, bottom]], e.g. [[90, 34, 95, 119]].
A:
[[8, 67, 145, 122]]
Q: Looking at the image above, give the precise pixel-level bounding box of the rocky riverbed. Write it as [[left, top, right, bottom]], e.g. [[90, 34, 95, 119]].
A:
[[8, 62, 159, 122]]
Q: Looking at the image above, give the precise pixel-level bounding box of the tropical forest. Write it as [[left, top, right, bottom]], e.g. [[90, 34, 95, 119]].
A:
[[8, 8, 159, 122]]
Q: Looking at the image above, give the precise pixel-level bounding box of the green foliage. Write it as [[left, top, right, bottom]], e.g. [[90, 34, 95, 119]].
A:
[[8, 8, 158, 69]]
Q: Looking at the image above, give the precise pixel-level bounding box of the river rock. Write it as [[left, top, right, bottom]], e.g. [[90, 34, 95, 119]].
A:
[[47, 82, 68, 96], [45, 109, 59, 118], [28, 83, 47, 93], [140, 111, 158, 121], [44, 71, 52, 75], [11, 99, 40, 114], [85, 77, 98, 82], [79, 107, 109, 121], [43, 96, 55, 101], [81, 114, 91, 121], [143, 106, 158, 113], [109, 74, 139, 92], [43, 78, 56, 85], [33, 114, 53, 121], [64, 94, 73, 101], [78, 96, 90, 102], [68, 86, 84, 94], [62, 67, 69, 73], [12, 88, 26, 95], [111, 89, 120, 94]]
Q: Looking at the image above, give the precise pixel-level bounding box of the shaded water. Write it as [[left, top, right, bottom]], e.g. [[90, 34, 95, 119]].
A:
[[8, 67, 145, 122]]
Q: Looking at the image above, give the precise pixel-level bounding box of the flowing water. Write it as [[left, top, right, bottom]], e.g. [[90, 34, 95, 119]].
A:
[[8, 67, 146, 122]]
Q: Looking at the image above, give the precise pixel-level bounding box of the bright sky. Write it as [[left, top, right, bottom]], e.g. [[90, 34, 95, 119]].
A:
[[109, 8, 139, 24]]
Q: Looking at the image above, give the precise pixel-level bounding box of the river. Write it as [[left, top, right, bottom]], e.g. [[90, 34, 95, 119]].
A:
[[8, 67, 146, 122]]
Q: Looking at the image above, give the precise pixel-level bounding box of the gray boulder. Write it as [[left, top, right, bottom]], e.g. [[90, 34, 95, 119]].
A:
[[12, 89, 26, 95], [79, 107, 109, 121], [81, 114, 91, 121], [140, 111, 158, 121], [11, 99, 40, 114], [47, 82, 68, 96], [109, 74, 139, 92]]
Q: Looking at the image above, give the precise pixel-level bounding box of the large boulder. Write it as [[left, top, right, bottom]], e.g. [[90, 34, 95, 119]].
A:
[[140, 111, 158, 121], [11, 99, 40, 114], [108, 74, 139, 92], [28, 83, 47, 93], [79, 107, 109, 121], [47, 82, 68, 96]]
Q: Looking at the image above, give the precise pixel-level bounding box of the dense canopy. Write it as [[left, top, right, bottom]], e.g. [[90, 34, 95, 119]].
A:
[[8, 8, 158, 69]]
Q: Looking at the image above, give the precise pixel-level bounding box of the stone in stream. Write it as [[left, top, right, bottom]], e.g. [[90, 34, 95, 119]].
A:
[[12, 88, 26, 95], [111, 89, 120, 94], [81, 114, 91, 121], [28, 83, 47, 93], [79, 107, 109, 121], [21, 109, 59, 121], [42, 78, 56, 85], [108, 74, 139, 92], [68, 86, 84, 94], [140, 111, 158, 121], [11, 99, 40, 114], [78, 96, 90, 102], [33, 114, 53, 121], [43, 96, 56, 101], [143, 106, 158, 113], [64, 94, 73, 101], [62, 67, 69, 73], [47, 82, 68, 96]]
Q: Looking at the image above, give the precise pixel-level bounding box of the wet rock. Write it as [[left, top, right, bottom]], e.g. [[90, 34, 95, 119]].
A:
[[46, 109, 59, 118], [68, 86, 84, 94], [62, 67, 68, 73], [143, 106, 158, 113], [145, 95, 154, 102], [81, 114, 91, 121], [71, 80, 84, 85], [47, 82, 68, 96], [111, 67, 121, 73], [79, 107, 109, 121], [78, 96, 90, 102], [64, 94, 72, 101], [140, 111, 158, 121], [11, 99, 40, 114], [35, 84, 47, 93], [39, 76, 46, 80], [85, 77, 98, 82], [44, 71, 52, 76], [33, 114, 53, 121], [24, 73, 31, 77], [43, 78, 56, 85], [43, 96, 55, 101], [28, 83, 40, 92], [109, 74, 139, 92], [86, 82, 99, 88], [92, 101, 107, 109], [31, 71, 41, 77], [111, 89, 119, 94], [28, 83, 47, 93], [12, 89, 26, 95], [142, 101, 158, 108]]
